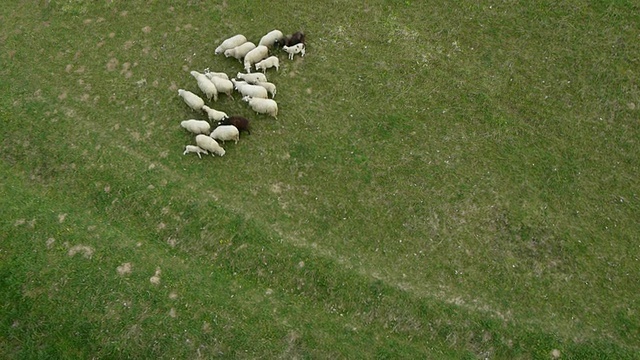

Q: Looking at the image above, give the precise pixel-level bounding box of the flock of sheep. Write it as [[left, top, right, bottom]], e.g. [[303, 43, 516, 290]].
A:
[[177, 30, 306, 158]]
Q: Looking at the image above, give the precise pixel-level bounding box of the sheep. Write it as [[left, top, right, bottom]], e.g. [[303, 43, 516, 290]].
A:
[[210, 125, 240, 144], [231, 79, 269, 99], [283, 43, 306, 60], [243, 45, 269, 73], [195, 134, 225, 156], [205, 75, 234, 99], [224, 42, 256, 62], [183, 145, 209, 159], [236, 72, 267, 85], [190, 70, 218, 101], [283, 31, 305, 47], [177, 89, 205, 112], [254, 81, 277, 98], [203, 69, 229, 80], [258, 29, 284, 48], [180, 119, 211, 135], [218, 116, 251, 134], [255, 56, 279, 73], [242, 96, 278, 119], [201, 105, 228, 122], [214, 34, 247, 55]]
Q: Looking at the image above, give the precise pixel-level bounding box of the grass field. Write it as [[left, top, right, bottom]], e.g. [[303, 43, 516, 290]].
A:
[[1, 0, 639, 358]]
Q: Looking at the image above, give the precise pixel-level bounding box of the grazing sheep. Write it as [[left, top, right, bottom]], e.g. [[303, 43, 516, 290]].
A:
[[283, 43, 305, 60], [195, 134, 225, 156], [255, 56, 280, 73], [218, 116, 251, 134], [283, 31, 305, 47], [180, 119, 211, 135], [242, 96, 278, 119], [224, 42, 256, 62], [214, 34, 247, 55], [183, 145, 208, 159], [254, 81, 277, 98], [232, 79, 269, 99], [201, 105, 228, 122], [258, 29, 284, 48], [211, 125, 240, 144], [178, 89, 205, 111], [236, 72, 267, 85], [243, 45, 269, 73], [190, 70, 218, 101], [203, 69, 229, 80], [205, 75, 234, 99]]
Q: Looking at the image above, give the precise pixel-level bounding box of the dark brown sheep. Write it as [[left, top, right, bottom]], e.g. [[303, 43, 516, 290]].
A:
[[283, 31, 305, 47], [218, 116, 251, 135]]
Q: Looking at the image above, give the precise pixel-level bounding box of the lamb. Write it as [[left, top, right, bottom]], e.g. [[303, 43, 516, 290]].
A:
[[190, 70, 218, 101], [218, 116, 251, 134], [231, 79, 269, 99], [283, 43, 306, 60], [242, 96, 278, 119], [180, 119, 211, 135], [201, 105, 228, 122], [195, 134, 225, 156], [255, 56, 280, 73], [258, 29, 284, 48], [177, 89, 205, 112], [224, 42, 256, 62], [243, 45, 269, 73], [254, 81, 277, 98], [203, 69, 229, 80], [214, 34, 247, 55], [283, 31, 305, 47], [236, 72, 267, 85], [210, 125, 240, 144], [205, 74, 234, 99], [183, 145, 209, 159]]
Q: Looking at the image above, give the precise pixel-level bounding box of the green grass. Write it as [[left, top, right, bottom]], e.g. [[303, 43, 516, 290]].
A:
[[1, 0, 639, 358]]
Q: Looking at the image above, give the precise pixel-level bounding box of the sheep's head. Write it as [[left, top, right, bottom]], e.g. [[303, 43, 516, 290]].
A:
[[223, 49, 232, 57], [202, 105, 211, 112], [242, 96, 252, 102], [178, 89, 184, 95]]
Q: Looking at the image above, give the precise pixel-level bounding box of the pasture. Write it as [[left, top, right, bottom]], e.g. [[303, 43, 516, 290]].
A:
[[1, 0, 639, 358]]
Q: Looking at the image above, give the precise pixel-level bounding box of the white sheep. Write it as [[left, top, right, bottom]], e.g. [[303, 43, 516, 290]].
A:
[[195, 134, 225, 157], [243, 45, 269, 73], [177, 89, 205, 112], [255, 81, 277, 98], [183, 145, 209, 159], [210, 125, 240, 144], [283, 43, 306, 60], [205, 75, 234, 99], [203, 69, 229, 80], [258, 29, 284, 48], [214, 34, 247, 55], [242, 96, 278, 119], [190, 70, 218, 101], [236, 72, 267, 84], [224, 42, 256, 62], [201, 105, 228, 122], [180, 119, 211, 135], [255, 56, 280, 73], [231, 79, 269, 99]]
